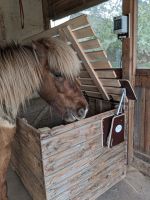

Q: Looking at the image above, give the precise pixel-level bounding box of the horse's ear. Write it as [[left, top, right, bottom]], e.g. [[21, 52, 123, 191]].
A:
[[32, 40, 48, 66]]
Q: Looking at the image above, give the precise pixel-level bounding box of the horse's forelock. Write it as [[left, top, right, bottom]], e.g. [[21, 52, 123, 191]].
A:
[[40, 38, 81, 80]]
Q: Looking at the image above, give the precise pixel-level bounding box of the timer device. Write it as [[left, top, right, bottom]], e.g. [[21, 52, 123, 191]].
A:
[[113, 15, 129, 39]]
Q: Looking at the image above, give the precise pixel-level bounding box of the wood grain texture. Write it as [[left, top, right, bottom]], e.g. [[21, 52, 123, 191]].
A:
[[12, 107, 126, 200], [134, 87, 150, 155], [64, 26, 110, 100], [132, 156, 150, 177], [122, 0, 137, 164], [49, 0, 108, 20], [22, 15, 89, 44], [80, 39, 100, 50]]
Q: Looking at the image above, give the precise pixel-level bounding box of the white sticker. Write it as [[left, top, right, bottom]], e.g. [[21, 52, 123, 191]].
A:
[[115, 124, 122, 133]]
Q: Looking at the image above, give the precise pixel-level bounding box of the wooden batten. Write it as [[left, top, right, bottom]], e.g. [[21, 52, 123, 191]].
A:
[[22, 15, 89, 44], [79, 78, 94, 85], [101, 79, 121, 87], [81, 85, 98, 92], [122, 0, 137, 163], [48, 0, 109, 20], [72, 25, 94, 39], [80, 38, 100, 50], [63, 26, 110, 100]]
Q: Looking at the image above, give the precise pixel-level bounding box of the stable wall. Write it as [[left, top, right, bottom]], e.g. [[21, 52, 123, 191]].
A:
[[0, 0, 44, 43], [133, 71, 150, 176]]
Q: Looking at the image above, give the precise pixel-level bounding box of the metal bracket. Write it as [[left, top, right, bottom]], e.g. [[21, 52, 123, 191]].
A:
[[116, 88, 126, 116]]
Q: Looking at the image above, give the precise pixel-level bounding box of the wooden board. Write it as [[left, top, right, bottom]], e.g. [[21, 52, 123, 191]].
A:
[[133, 156, 150, 177], [134, 87, 150, 155], [64, 26, 110, 100], [80, 39, 100, 50], [72, 26, 94, 39], [22, 15, 89, 44], [12, 107, 126, 200]]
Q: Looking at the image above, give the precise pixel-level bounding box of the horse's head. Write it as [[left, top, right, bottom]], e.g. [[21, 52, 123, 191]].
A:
[[32, 38, 88, 122]]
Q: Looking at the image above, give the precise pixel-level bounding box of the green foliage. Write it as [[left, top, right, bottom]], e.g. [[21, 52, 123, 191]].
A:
[[71, 0, 150, 68], [137, 0, 150, 67], [71, 0, 122, 67]]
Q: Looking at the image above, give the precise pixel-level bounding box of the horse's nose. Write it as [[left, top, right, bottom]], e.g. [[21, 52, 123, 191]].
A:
[[78, 108, 85, 116], [77, 107, 88, 118]]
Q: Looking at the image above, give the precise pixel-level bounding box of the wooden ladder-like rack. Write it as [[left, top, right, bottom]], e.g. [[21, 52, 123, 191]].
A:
[[23, 15, 122, 101]]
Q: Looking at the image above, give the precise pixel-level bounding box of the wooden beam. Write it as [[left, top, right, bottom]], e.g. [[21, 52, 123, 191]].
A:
[[122, 0, 137, 164], [22, 15, 89, 44], [49, 0, 109, 20], [64, 26, 110, 100]]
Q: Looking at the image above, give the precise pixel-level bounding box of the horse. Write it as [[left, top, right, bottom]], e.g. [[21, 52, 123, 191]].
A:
[[0, 37, 88, 200]]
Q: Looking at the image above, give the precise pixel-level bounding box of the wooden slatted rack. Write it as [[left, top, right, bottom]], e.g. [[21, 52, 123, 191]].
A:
[[23, 14, 122, 102]]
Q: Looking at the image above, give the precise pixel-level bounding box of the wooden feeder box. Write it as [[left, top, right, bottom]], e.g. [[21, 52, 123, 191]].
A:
[[11, 15, 131, 200]]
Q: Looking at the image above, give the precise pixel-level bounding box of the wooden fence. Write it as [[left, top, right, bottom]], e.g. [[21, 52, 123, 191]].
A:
[[133, 71, 150, 176]]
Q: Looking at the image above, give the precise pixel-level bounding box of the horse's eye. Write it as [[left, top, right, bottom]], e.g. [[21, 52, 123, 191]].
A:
[[54, 72, 62, 77]]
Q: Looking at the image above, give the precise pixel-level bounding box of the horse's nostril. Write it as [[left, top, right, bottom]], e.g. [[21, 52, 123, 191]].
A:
[[78, 108, 85, 117]]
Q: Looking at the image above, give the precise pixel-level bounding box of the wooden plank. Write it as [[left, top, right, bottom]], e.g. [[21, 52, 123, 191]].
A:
[[96, 70, 117, 78], [45, 142, 125, 189], [64, 26, 110, 100], [43, 135, 103, 176], [45, 143, 126, 198], [136, 75, 150, 87], [101, 79, 121, 87], [134, 87, 145, 153], [133, 156, 150, 177], [72, 26, 94, 39], [89, 175, 125, 200], [80, 39, 100, 50], [81, 85, 98, 92], [80, 70, 90, 78], [122, 0, 137, 164], [95, 68, 122, 79], [11, 154, 46, 200], [134, 150, 150, 164], [85, 51, 107, 61], [49, 1, 108, 20], [144, 88, 150, 154], [41, 120, 102, 159], [40, 109, 116, 138], [83, 91, 103, 98], [79, 78, 94, 85], [22, 14, 89, 44], [109, 94, 121, 102], [50, 161, 125, 200], [72, 164, 125, 200], [105, 87, 122, 95], [12, 139, 43, 184], [136, 69, 150, 76], [91, 60, 112, 69], [16, 119, 41, 159]]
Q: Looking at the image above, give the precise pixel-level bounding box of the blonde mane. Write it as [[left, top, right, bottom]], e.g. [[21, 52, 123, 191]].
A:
[[38, 37, 81, 80], [0, 44, 42, 117], [0, 37, 81, 118]]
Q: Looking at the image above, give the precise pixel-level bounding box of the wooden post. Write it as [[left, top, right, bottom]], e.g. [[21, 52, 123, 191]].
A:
[[122, 0, 137, 164]]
